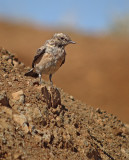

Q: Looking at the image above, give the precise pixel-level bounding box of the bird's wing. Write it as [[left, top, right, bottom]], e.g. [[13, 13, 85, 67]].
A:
[[60, 57, 65, 67], [32, 46, 46, 68], [60, 51, 66, 67]]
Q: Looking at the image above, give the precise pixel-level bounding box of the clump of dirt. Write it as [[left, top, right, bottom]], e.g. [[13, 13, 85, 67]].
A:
[[0, 48, 129, 160]]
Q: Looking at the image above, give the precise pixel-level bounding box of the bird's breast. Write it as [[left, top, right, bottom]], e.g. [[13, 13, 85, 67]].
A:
[[35, 47, 66, 74]]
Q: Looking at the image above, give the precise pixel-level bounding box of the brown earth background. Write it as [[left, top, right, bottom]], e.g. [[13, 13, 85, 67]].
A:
[[0, 20, 129, 123]]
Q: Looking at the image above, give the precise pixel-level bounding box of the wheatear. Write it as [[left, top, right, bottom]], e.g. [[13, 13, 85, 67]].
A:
[[25, 33, 75, 85]]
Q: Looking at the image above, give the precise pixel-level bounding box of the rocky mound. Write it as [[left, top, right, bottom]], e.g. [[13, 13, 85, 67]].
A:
[[0, 48, 129, 160]]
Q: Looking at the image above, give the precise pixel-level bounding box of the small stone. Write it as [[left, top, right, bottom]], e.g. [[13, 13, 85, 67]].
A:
[[2, 138, 7, 145], [121, 148, 129, 158], [12, 77, 18, 81], [25, 66, 31, 70], [13, 60, 19, 67], [22, 122, 30, 133], [123, 124, 129, 135], [12, 90, 25, 103], [8, 59, 13, 65], [0, 91, 10, 107], [96, 108, 102, 114], [13, 114, 27, 126], [69, 96, 74, 101], [13, 153, 23, 159], [56, 116, 61, 121], [19, 95, 25, 103], [19, 62, 25, 67], [29, 125, 36, 133], [26, 103, 31, 107], [2, 55, 9, 60], [42, 130, 51, 143], [42, 105, 49, 116], [3, 106, 12, 116], [33, 108, 42, 119], [84, 141, 89, 147], [3, 74, 9, 78], [8, 82, 12, 86], [34, 135, 42, 143]]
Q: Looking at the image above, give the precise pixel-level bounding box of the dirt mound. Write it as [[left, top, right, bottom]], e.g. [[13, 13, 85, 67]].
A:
[[0, 48, 129, 159], [1, 21, 129, 123]]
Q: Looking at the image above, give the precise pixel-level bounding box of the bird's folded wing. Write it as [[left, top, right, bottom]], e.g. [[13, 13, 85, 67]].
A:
[[60, 51, 66, 67], [32, 46, 46, 68]]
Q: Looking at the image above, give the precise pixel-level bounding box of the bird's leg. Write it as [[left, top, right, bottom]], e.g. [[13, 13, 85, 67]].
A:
[[39, 73, 42, 84], [49, 74, 53, 86]]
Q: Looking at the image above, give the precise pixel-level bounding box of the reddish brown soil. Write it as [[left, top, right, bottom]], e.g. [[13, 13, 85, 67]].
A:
[[0, 48, 129, 160], [0, 21, 129, 123]]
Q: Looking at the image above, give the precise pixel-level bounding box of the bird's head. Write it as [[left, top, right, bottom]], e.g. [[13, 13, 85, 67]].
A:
[[52, 33, 76, 47]]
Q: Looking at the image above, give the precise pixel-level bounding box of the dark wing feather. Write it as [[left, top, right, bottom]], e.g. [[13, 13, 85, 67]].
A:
[[32, 47, 46, 68], [60, 51, 66, 67]]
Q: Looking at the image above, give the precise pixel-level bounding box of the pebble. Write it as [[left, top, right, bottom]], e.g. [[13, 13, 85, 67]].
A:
[[13, 114, 27, 126], [0, 91, 10, 107], [69, 96, 74, 101], [13, 60, 19, 67], [3, 74, 9, 78], [2, 55, 9, 60], [8, 82, 12, 86], [12, 90, 25, 103], [26, 103, 31, 107], [22, 122, 30, 133], [0, 82, 3, 85]]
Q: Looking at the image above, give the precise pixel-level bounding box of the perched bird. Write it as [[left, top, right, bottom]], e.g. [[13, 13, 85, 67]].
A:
[[25, 33, 75, 85]]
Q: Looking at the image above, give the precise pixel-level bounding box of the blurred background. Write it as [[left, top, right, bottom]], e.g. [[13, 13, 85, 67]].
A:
[[0, 0, 129, 123]]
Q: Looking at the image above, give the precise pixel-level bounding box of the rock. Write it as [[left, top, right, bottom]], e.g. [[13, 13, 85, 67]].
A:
[[41, 86, 51, 107], [3, 106, 12, 117], [0, 91, 10, 107], [3, 74, 9, 78], [13, 114, 27, 126], [34, 135, 42, 143], [8, 59, 14, 66], [41, 86, 61, 108], [35, 107, 42, 116], [2, 55, 10, 60], [1, 48, 129, 160], [0, 82, 3, 85], [96, 108, 103, 114], [121, 148, 129, 158], [69, 96, 74, 101], [49, 87, 61, 108], [13, 152, 23, 159], [26, 103, 31, 107], [22, 122, 30, 133], [13, 60, 19, 67], [41, 129, 54, 148], [12, 90, 25, 103], [2, 138, 7, 146], [19, 62, 25, 67], [8, 81, 12, 87], [32, 108, 42, 119], [123, 124, 129, 135], [42, 130, 51, 142]]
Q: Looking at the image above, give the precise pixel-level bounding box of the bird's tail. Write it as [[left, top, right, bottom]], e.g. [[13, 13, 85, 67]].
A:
[[24, 68, 39, 78]]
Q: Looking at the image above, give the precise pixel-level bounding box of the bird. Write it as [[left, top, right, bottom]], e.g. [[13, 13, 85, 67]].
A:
[[25, 33, 75, 85]]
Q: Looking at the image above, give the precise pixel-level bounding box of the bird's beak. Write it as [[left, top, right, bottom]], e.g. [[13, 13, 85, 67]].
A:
[[69, 40, 76, 44]]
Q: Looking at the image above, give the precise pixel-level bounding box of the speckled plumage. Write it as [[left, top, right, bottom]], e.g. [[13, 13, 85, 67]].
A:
[[25, 33, 75, 85]]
